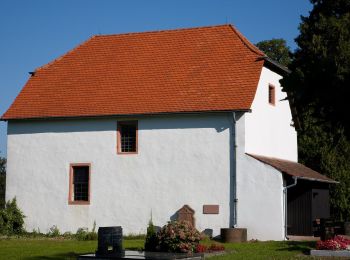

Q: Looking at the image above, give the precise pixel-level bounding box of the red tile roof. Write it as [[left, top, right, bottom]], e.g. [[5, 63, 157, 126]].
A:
[[2, 25, 265, 120], [247, 154, 337, 183]]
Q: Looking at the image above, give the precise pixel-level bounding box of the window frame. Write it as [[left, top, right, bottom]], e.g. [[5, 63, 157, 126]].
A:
[[68, 163, 91, 205], [117, 120, 138, 154], [268, 84, 276, 106]]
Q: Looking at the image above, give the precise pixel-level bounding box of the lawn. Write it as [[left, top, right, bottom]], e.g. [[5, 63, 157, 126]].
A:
[[0, 238, 336, 260], [207, 240, 315, 259], [0, 238, 142, 259]]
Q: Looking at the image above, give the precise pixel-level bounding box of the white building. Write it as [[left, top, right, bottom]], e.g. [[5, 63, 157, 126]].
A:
[[1, 25, 335, 240]]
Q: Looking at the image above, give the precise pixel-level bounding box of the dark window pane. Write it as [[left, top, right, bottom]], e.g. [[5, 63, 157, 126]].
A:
[[269, 85, 275, 105], [73, 167, 89, 183], [72, 166, 89, 201], [120, 124, 137, 152]]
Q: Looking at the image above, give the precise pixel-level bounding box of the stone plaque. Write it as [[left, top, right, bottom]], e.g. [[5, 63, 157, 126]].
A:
[[96, 226, 123, 257], [177, 205, 195, 227], [203, 205, 219, 214]]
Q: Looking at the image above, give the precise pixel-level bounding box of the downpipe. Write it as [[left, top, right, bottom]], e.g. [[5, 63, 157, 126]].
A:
[[284, 176, 298, 240], [232, 111, 238, 227]]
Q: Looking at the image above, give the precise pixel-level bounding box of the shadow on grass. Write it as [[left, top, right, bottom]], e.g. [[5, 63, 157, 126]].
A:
[[22, 252, 81, 260], [22, 248, 144, 260], [276, 241, 316, 255]]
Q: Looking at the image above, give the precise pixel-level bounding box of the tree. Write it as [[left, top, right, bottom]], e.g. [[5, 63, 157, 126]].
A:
[[281, 0, 350, 220], [0, 156, 6, 209], [298, 112, 350, 220], [256, 38, 292, 66], [281, 0, 350, 136], [0, 157, 5, 175]]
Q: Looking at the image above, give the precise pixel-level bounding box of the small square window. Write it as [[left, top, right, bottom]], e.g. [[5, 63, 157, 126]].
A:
[[268, 84, 275, 105], [69, 164, 90, 205], [117, 121, 138, 154]]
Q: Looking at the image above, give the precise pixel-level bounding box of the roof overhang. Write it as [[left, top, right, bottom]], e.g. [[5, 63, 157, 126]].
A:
[[260, 56, 291, 75], [247, 153, 338, 184], [282, 173, 339, 184], [1, 109, 251, 122]]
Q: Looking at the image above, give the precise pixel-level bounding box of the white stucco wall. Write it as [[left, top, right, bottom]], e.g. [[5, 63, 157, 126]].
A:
[[6, 114, 233, 236], [235, 113, 285, 240], [6, 70, 294, 240], [237, 155, 285, 240], [245, 67, 298, 161]]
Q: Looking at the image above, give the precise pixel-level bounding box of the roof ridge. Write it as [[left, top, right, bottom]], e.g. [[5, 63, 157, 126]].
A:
[[34, 24, 263, 73], [35, 35, 97, 72], [227, 25, 265, 57], [93, 24, 231, 38]]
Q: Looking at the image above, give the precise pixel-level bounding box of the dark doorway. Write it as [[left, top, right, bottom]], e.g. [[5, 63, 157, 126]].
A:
[[287, 179, 330, 236]]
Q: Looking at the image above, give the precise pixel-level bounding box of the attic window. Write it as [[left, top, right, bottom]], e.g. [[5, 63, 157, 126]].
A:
[[268, 84, 275, 105], [117, 121, 138, 154]]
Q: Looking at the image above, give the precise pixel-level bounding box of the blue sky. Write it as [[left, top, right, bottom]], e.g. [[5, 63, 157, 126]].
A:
[[0, 0, 312, 157]]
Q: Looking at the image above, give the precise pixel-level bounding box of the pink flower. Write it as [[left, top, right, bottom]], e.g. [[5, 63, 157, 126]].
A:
[[316, 237, 348, 251]]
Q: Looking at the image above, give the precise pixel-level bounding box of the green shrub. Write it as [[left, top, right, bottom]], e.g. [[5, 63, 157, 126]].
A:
[[62, 231, 73, 238], [0, 198, 25, 235], [48, 225, 60, 237], [75, 221, 97, 241], [75, 228, 89, 240], [0, 156, 6, 209], [157, 221, 201, 253], [28, 228, 44, 238], [144, 220, 158, 251]]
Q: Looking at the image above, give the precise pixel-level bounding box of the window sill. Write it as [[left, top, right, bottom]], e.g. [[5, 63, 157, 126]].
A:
[[68, 201, 90, 205], [117, 151, 138, 155]]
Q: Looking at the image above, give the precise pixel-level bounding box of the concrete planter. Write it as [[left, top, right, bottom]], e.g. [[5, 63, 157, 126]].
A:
[[310, 249, 350, 257]]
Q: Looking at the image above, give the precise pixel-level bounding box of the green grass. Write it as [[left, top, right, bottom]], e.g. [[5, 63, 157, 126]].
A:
[[206, 240, 315, 259], [0, 238, 339, 260], [0, 238, 143, 259]]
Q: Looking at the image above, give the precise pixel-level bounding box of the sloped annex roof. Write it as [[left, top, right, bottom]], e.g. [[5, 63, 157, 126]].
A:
[[2, 24, 268, 120], [247, 153, 337, 183]]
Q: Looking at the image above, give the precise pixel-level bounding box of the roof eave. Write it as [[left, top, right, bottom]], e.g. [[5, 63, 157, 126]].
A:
[[261, 56, 291, 75], [0, 109, 251, 122], [284, 174, 339, 184], [247, 153, 338, 184]]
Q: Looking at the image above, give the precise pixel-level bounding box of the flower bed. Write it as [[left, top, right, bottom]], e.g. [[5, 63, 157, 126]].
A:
[[316, 235, 350, 250], [195, 243, 225, 253]]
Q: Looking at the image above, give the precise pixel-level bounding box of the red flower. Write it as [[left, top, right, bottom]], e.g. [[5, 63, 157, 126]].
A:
[[195, 244, 208, 253], [208, 243, 225, 252], [194, 243, 225, 253], [316, 237, 348, 251]]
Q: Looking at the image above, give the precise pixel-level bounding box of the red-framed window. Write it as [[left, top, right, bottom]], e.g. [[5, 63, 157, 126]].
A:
[[117, 121, 138, 154], [68, 163, 91, 205], [268, 84, 276, 105]]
